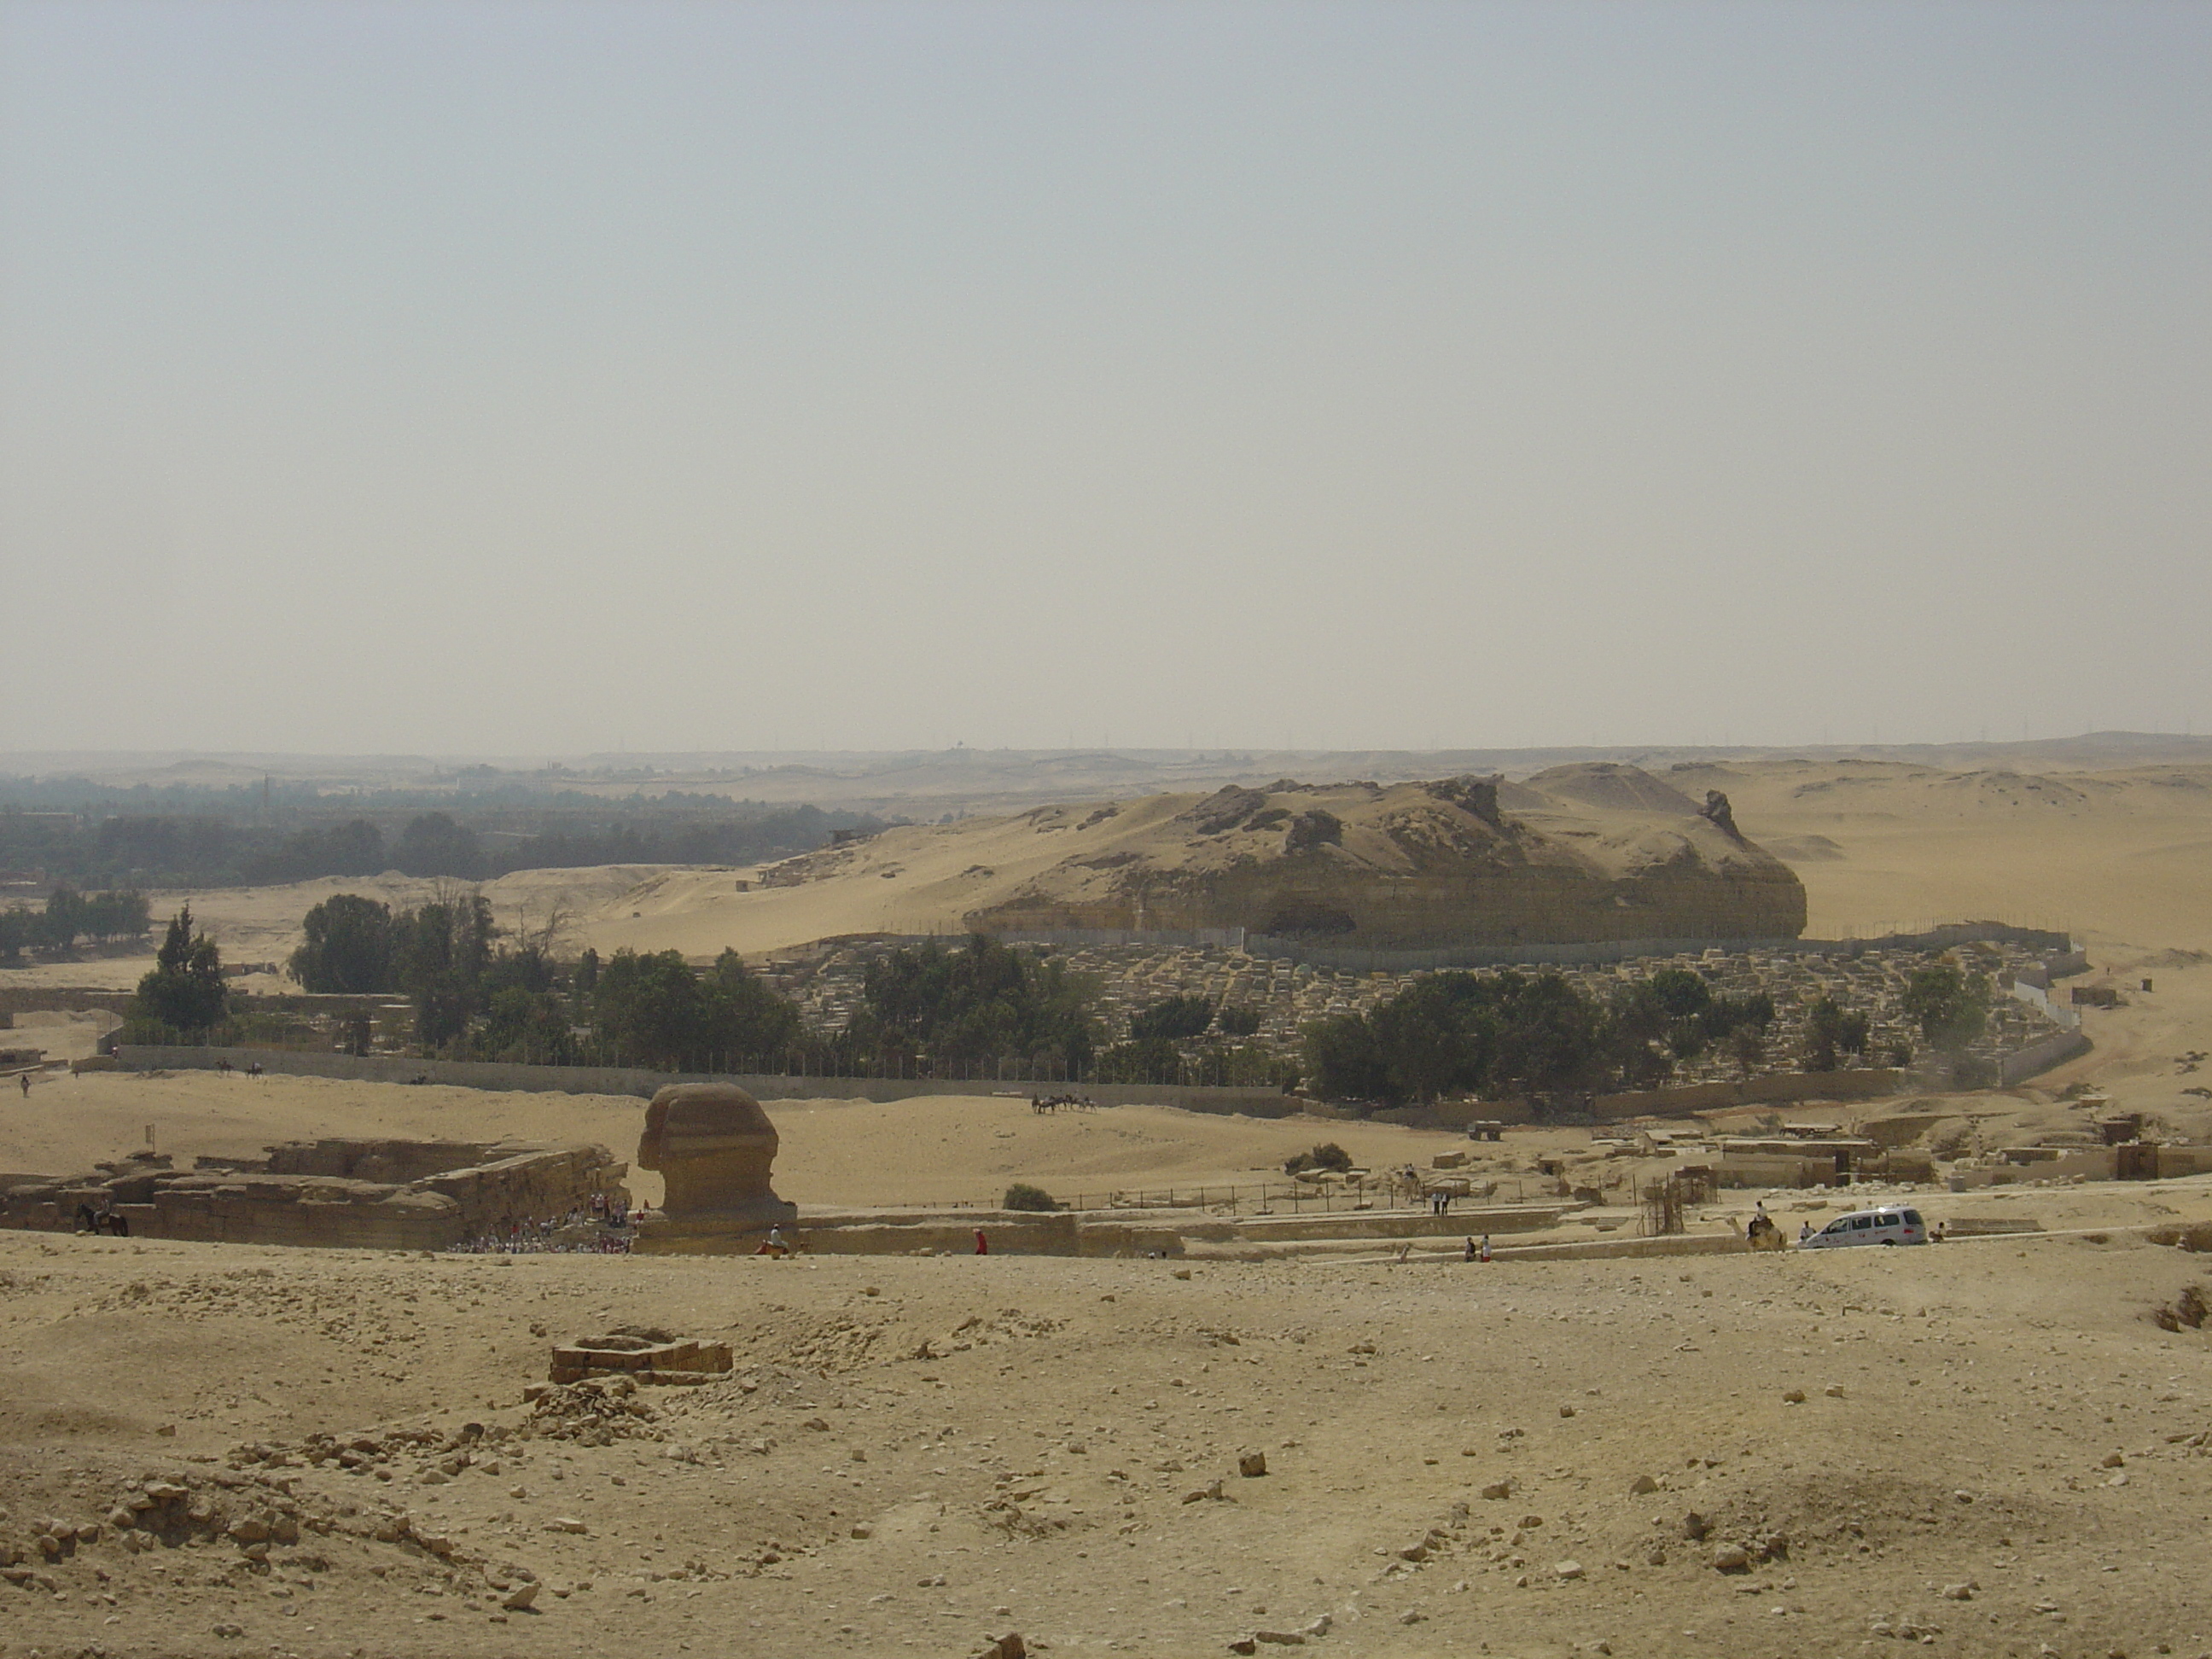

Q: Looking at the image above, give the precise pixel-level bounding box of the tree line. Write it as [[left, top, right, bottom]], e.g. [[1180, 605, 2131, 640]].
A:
[[171, 892, 2001, 1111], [0, 887, 151, 960], [0, 801, 881, 888], [284, 906, 1284, 1083]]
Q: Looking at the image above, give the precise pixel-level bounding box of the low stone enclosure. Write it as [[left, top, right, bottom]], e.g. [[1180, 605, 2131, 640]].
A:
[[0, 1138, 628, 1251], [547, 1328, 734, 1386]]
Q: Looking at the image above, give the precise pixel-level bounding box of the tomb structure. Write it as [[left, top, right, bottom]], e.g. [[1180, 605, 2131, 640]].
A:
[[0, 1138, 627, 1250]]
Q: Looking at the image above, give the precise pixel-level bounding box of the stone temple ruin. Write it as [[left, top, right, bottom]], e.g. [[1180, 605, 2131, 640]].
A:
[[1, 1138, 627, 1251]]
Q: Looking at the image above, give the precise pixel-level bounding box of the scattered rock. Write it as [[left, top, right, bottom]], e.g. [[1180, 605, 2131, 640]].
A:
[[1941, 1582, 1976, 1601], [1238, 1451, 1268, 1478], [1555, 1559, 1585, 1580], [1481, 1481, 1514, 1501], [1628, 1474, 1659, 1494], [501, 1582, 540, 1612], [546, 1516, 588, 1534], [1711, 1545, 1750, 1573], [1782, 1388, 1807, 1405]]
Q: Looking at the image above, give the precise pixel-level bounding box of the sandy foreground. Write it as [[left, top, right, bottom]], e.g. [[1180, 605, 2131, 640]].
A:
[[1, 1187, 2209, 1659]]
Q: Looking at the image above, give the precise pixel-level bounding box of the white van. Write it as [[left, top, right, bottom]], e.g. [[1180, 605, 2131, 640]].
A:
[[1797, 1206, 1928, 1249]]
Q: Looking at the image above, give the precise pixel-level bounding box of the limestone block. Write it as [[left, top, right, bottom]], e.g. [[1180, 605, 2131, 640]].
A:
[[637, 1083, 795, 1228]]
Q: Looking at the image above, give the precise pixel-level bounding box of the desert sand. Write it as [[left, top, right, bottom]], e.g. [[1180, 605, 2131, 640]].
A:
[[4, 750, 2212, 1656]]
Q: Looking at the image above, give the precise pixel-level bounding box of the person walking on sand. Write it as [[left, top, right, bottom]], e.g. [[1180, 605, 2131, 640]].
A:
[[1464, 1236, 1477, 1261], [974, 1229, 989, 1256], [1478, 1234, 1492, 1263], [17, 1074, 26, 1097]]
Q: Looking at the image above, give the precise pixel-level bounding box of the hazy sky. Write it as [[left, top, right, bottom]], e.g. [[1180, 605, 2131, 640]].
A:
[[3, 1, 2207, 755]]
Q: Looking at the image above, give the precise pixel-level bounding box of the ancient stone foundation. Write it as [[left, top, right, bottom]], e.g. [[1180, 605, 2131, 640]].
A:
[[0, 1139, 628, 1250], [547, 1328, 734, 1386]]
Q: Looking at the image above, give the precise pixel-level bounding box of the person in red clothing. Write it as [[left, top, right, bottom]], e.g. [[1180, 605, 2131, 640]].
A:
[[974, 1229, 989, 1255]]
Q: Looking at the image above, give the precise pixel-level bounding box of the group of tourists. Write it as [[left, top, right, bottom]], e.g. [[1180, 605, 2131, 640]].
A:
[[447, 1226, 634, 1256], [445, 1192, 642, 1254]]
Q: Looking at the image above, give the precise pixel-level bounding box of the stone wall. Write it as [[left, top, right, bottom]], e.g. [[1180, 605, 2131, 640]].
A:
[[115, 1045, 1295, 1116], [0, 1138, 626, 1250], [1591, 1069, 1902, 1121]]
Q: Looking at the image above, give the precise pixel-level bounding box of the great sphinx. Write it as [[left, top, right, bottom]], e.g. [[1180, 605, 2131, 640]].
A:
[[634, 1083, 797, 1243]]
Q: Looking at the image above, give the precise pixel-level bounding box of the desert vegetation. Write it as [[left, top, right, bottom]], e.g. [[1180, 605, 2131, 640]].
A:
[[0, 886, 149, 959], [0, 781, 880, 888]]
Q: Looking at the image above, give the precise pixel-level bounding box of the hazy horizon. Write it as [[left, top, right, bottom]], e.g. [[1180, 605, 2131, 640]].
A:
[[5, 1, 2207, 754]]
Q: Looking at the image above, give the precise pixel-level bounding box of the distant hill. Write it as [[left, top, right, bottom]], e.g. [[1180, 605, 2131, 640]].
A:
[[763, 766, 1806, 949]]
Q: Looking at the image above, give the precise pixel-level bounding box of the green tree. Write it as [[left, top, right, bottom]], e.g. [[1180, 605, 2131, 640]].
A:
[[1301, 968, 1626, 1109], [396, 890, 498, 1049], [130, 906, 229, 1033], [1802, 998, 1873, 1071], [1284, 1141, 1353, 1175], [847, 934, 1093, 1075], [290, 894, 399, 993], [1003, 1183, 1062, 1212], [394, 812, 483, 878], [1214, 1004, 1262, 1037], [1901, 963, 1988, 1052], [1803, 996, 1846, 1072], [80, 888, 150, 940], [1729, 1022, 1767, 1078], [1646, 967, 1713, 1020], [1699, 991, 1775, 1041], [475, 987, 578, 1064], [39, 886, 86, 949], [702, 948, 807, 1062], [1300, 1011, 1391, 1103], [591, 947, 808, 1071], [1129, 994, 1214, 1042]]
